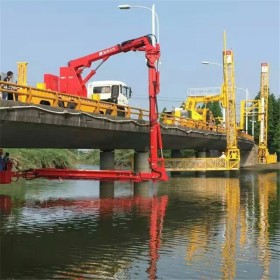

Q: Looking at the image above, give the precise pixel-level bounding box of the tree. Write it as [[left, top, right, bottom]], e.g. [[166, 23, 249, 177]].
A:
[[206, 101, 223, 124], [250, 90, 280, 159]]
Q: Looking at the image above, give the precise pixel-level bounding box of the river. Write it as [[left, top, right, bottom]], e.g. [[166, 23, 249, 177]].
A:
[[0, 166, 279, 279]]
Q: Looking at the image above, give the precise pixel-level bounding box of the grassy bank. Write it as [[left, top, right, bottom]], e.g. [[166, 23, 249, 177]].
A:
[[3, 149, 135, 170], [3, 149, 78, 170]]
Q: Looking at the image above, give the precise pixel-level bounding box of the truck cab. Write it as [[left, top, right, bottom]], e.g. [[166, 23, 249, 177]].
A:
[[87, 80, 132, 106]]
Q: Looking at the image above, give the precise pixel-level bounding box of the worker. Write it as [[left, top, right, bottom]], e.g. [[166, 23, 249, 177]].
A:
[[1, 71, 15, 100], [219, 152, 226, 159], [2, 152, 11, 170], [0, 149, 4, 171]]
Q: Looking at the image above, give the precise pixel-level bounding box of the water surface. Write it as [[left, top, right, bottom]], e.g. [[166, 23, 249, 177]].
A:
[[0, 167, 279, 279]]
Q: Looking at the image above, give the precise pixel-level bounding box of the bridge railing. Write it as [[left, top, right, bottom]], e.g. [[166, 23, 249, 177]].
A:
[[0, 81, 150, 121], [160, 113, 226, 133], [0, 81, 254, 141]]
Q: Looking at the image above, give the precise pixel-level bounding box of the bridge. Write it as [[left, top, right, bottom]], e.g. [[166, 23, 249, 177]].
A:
[[0, 100, 253, 152]]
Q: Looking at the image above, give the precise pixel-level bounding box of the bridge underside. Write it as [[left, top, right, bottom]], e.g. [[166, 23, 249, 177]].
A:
[[0, 101, 254, 151]]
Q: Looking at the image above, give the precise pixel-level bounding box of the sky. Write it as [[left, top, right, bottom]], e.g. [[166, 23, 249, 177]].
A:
[[1, 0, 279, 112]]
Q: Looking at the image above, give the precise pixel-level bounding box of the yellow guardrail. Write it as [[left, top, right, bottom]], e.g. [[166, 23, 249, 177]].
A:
[[164, 157, 240, 171], [266, 154, 278, 164], [161, 113, 226, 133], [0, 81, 149, 120], [258, 147, 278, 164], [0, 81, 255, 141], [260, 153, 278, 164]]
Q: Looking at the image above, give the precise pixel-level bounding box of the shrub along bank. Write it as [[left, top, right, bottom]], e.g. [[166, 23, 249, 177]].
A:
[[4, 149, 77, 170]]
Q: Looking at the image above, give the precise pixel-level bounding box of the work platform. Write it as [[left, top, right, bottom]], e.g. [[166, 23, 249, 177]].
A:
[[165, 157, 239, 171]]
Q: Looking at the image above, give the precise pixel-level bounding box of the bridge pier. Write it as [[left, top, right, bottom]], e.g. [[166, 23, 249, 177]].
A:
[[207, 150, 220, 157], [134, 182, 153, 197], [196, 149, 206, 158], [99, 181, 114, 198], [240, 144, 258, 167], [196, 149, 207, 175], [134, 151, 150, 172], [134, 150, 151, 191], [100, 150, 115, 170], [99, 150, 115, 197]]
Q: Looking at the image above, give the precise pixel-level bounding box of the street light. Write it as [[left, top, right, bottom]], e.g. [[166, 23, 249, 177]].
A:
[[250, 119, 256, 137], [118, 4, 160, 46], [201, 61, 223, 67]]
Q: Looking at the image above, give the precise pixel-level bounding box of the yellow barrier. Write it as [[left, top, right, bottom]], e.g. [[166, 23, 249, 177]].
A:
[[0, 81, 255, 141], [0, 81, 149, 120], [267, 154, 277, 164], [161, 113, 226, 133]]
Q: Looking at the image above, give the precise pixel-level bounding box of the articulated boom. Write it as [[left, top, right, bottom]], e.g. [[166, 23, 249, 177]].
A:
[[184, 93, 224, 111], [60, 35, 154, 97]]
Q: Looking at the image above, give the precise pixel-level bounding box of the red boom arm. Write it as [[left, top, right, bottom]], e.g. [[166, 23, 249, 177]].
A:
[[60, 35, 167, 180], [60, 35, 153, 97]]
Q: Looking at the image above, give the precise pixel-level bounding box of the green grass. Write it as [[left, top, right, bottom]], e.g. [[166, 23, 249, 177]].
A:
[[3, 149, 77, 170]]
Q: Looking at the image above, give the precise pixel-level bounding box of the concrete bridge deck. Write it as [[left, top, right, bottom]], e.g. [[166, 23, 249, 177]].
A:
[[0, 100, 254, 151]]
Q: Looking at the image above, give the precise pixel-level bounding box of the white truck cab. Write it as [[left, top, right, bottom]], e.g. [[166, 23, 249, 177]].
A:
[[87, 80, 132, 106]]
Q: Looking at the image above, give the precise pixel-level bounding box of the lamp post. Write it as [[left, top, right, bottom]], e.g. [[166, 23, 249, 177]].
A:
[[201, 61, 223, 67], [201, 60, 225, 124], [250, 118, 256, 137], [118, 4, 159, 46]]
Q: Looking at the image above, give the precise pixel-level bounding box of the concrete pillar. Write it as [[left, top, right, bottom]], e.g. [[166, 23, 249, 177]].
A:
[[134, 151, 150, 172], [99, 150, 115, 198], [134, 150, 150, 190], [100, 150, 114, 170], [207, 150, 220, 158], [196, 149, 206, 175], [171, 149, 181, 158], [99, 181, 114, 198], [240, 144, 259, 167], [134, 181, 151, 198], [196, 149, 206, 158]]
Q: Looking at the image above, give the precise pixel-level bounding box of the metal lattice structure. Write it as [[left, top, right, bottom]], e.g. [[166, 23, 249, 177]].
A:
[[223, 44, 240, 167], [164, 158, 239, 171], [258, 63, 277, 164]]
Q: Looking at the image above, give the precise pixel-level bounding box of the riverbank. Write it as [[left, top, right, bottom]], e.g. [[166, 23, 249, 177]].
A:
[[4, 149, 78, 170]]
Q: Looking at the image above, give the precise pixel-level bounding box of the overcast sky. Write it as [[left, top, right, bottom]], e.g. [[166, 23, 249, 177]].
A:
[[1, 0, 279, 111]]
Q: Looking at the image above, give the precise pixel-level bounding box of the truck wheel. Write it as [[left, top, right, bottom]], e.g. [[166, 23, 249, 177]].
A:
[[117, 106, 125, 117], [58, 101, 64, 108], [67, 102, 76, 109]]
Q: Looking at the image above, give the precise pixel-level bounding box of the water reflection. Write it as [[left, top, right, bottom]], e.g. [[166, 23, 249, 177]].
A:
[[0, 170, 279, 279], [258, 173, 277, 280]]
